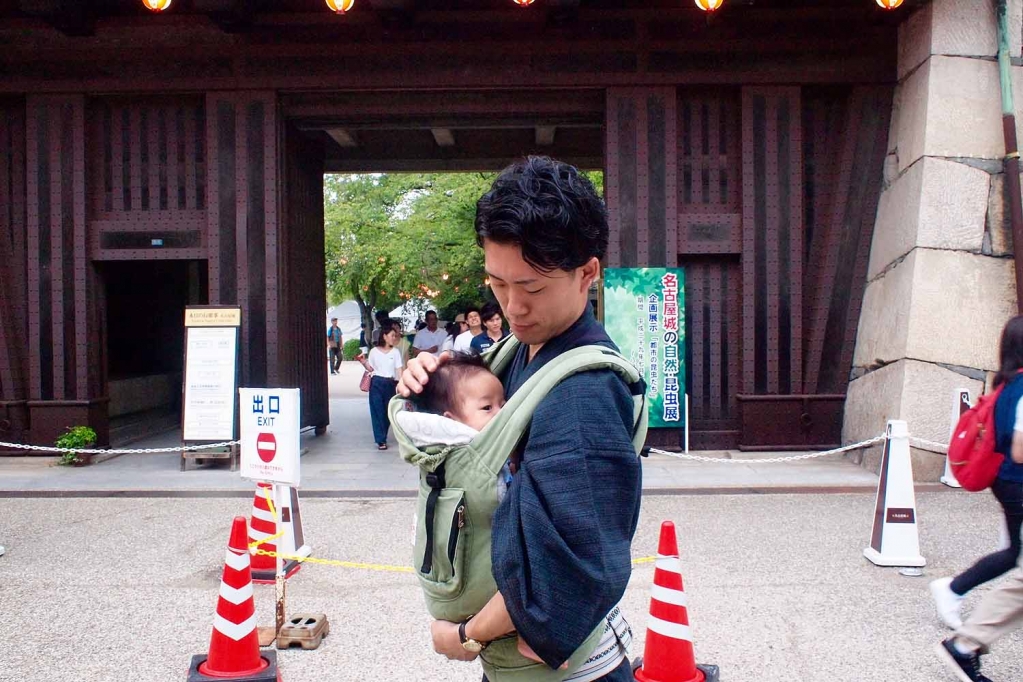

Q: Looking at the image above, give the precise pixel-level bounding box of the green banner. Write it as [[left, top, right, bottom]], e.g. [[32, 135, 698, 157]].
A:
[[603, 268, 686, 428]]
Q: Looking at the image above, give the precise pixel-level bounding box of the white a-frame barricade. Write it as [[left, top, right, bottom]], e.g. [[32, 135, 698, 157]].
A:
[[940, 389, 972, 488], [864, 420, 926, 568]]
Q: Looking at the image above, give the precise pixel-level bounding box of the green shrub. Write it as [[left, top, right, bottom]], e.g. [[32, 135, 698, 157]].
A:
[[343, 338, 361, 361], [56, 425, 97, 466]]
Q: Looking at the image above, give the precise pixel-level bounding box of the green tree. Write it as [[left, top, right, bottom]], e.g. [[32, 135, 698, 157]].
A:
[[324, 172, 495, 335]]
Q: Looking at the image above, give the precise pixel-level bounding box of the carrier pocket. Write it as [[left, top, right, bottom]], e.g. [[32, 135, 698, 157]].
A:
[[414, 468, 469, 601]]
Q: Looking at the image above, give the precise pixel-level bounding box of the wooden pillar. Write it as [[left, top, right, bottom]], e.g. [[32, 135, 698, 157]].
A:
[[205, 92, 279, 389], [0, 101, 29, 445], [605, 88, 678, 268], [23, 95, 107, 446]]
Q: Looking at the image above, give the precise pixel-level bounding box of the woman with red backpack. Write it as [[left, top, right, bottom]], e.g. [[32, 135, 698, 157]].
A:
[[931, 315, 1023, 633]]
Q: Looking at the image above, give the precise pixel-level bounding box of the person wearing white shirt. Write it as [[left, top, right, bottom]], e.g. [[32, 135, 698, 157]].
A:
[[453, 307, 482, 354], [412, 311, 449, 357], [358, 325, 404, 450]]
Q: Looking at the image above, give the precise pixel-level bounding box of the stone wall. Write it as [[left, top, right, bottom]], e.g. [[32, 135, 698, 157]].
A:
[[845, 0, 1022, 479]]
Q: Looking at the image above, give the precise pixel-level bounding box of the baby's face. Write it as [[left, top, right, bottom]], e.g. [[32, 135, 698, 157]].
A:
[[449, 371, 506, 432]]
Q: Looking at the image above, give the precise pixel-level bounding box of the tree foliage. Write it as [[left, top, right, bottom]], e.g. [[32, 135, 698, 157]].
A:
[[324, 170, 604, 332], [324, 172, 494, 332]]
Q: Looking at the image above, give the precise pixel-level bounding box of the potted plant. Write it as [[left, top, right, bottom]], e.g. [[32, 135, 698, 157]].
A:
[[56, 426, 97, 467]]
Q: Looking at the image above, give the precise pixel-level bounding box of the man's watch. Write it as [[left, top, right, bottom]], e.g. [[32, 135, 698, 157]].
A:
[[458, 618, 486, 653]]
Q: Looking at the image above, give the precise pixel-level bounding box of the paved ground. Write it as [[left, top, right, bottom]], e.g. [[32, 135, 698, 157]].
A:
[[0, 363, 886, 495], [1, 492, 1020, 682]]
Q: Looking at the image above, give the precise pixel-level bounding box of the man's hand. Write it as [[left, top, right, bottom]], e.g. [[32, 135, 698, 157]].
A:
[[430, 620, 478, 662], [397, 350, 451, 397]]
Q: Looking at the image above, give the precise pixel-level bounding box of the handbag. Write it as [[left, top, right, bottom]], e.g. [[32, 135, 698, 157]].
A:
[[360, 370, 373, 393]]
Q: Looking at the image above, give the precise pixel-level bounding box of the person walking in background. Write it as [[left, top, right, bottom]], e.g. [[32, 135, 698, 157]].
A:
[[327, 317, 343, 375], [370, 309, 391, 345], [931, 316, 1023, 630], [358, 323, 404, 450], [412, 310, 448, 358], [470, 301, 508, 354], [453, 307, 481, 353]]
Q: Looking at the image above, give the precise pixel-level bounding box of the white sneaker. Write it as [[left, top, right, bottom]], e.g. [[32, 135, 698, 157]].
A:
[[930, 577, 964, 629]]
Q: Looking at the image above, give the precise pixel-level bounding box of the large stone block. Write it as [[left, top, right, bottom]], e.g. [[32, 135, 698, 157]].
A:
[[869, 157, 989, 278], [843, 359, 984, 481], [898, 0, 1022, 79], [912, 56, 1005, 170], [854, 251, 917, 368], [986, 171, 1023, 256], [906, 249, 1015, 370], [893, 62, 930, 173]]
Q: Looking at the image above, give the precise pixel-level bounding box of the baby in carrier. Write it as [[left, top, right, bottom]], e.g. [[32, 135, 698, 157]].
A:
[[394, 352, 515, 499]]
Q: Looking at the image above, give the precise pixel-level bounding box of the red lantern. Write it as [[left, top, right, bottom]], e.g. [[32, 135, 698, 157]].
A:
[[694, 0, 723, 10], [326, 0, 355, 13], [141, 0, 172, 11], [875, 0, 903, 8], [512, 0, 536, 6]]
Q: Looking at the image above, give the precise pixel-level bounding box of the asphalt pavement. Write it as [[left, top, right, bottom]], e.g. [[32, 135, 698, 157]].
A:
[[1, 492, 1020, 682]]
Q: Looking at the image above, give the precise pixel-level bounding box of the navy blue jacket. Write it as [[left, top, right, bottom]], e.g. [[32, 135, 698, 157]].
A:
[[994, 373, 1023, 483], [490, 305, 642, 671]]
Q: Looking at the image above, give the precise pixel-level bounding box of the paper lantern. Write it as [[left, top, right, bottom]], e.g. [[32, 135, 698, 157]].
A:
[[875, 0, 904, 8], [694, 0, 724, 11], [141, 0, 172, 11], [512, 0, 536, 6], [326, 0, 355, 13]]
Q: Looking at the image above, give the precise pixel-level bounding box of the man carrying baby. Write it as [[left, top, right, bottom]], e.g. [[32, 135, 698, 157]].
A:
[[399, 155, 642, 681]]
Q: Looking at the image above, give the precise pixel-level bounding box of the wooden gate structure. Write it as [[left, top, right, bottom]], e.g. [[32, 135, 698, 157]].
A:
[[0, 0, 907, 450]]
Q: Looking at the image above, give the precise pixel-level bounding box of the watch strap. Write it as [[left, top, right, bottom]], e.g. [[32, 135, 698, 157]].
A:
[[458, 619, 470, 645]]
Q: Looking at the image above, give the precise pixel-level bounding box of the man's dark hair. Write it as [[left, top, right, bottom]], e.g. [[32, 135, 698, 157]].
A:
[[474, 156, 608, 273], [464, 306, 481, 319], [480, 301, 503, 324], [374, 310, 390, 323], [425, 310, 438, 320], [417, 352, 490, 417]]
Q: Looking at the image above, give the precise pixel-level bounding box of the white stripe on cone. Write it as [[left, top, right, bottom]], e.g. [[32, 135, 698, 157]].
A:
[[250, 507, 276, 523], [654, 554, 683, 574], [646, 615, 693, 642], [219, 582, 254, 605], [224, 550, 250, 572], [650, 583, 688, 607], [213, 613, 258, 641]]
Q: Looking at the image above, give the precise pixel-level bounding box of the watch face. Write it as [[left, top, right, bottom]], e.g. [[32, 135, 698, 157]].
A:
[[462, 639, 484, 654]]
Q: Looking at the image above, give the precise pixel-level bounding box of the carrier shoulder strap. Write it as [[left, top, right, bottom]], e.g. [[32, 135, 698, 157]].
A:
[[420, 461, 446, 574], [481, 333, 522, 379], [474, 345, 647, 470]]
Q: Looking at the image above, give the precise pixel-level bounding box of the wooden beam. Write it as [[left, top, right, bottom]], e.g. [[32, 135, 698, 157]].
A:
[[431, 128, 455, 147], [535, 125, 556, 146], [326, 127, 358, 148]]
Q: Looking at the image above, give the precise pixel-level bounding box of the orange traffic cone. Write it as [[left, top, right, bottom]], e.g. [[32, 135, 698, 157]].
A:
[[187, 516, 280, 682], [248, 482, 302, 583], [633, 521, 718, 682]]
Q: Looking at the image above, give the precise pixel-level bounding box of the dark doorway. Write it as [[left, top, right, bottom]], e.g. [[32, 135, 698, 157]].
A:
[[101, 260, 208, 444]]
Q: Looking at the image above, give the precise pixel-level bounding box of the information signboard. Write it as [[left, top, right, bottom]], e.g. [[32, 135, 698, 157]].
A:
[[239, 388, 301, 487], [603, 268, 686, 429], [182, 307, 241, 442]]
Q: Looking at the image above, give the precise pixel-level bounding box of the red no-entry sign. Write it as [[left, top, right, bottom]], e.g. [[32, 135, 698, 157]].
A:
[[256, 432, 277, 463]]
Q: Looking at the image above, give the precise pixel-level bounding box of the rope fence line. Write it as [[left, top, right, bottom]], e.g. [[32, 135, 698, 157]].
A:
[[0, 440, 240, 455], [645, 434, 887, 464], [0, 432, 951, 461]]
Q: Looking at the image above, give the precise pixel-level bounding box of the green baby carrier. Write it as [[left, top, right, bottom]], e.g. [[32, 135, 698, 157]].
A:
[[389, 335, 648, 682]]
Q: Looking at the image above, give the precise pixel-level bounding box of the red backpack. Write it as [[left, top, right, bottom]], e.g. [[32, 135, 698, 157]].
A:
[[947, 387, 1006, 492]]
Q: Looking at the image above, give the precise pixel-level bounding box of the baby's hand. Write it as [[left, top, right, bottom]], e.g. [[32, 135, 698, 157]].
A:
[[397, 351, 452, 397]]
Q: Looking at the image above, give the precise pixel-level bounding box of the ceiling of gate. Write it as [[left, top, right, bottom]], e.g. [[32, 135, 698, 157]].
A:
[[285, 89, 605, 172]]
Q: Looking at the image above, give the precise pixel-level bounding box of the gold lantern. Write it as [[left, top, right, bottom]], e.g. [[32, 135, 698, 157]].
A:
[[142, 0, 173, 11], [875, 0, 904, 8], [694, 0, 724, 11], [326, 0, 355, 14], [512, 0, 536, 6]]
